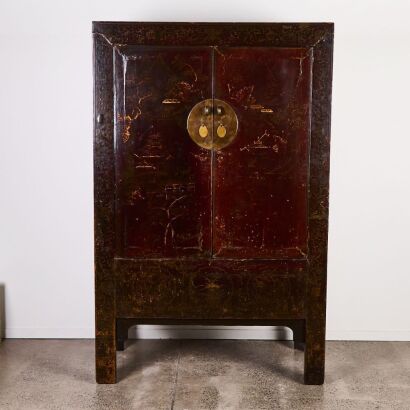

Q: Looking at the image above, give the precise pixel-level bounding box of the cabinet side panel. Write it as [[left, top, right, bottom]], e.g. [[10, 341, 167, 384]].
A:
[[304, 31, 334, 384], [93, 34, 116, 383]]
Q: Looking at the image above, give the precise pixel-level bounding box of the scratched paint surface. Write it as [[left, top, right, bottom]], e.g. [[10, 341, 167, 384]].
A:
[[213, 47, 312, 258], [114, 46, 212, 258], [115, 46, 312, 259], [115, 259, 306, 318]]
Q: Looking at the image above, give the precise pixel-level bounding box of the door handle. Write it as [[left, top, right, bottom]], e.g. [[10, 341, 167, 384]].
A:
[[187, 99, 238, 150]]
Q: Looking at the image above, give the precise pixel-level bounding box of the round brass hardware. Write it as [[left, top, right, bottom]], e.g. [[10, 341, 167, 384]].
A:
[[187, 99, 238, 150]]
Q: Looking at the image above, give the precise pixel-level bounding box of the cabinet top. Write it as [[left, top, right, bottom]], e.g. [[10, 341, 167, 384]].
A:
[[92, 22, 334, 48]]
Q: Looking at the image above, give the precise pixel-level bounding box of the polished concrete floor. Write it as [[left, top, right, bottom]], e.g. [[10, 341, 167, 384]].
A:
[[0, 339, 409, 409]]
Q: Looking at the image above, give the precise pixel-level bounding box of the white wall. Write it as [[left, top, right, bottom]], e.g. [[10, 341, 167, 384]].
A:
[[1, 0, 409, 341]]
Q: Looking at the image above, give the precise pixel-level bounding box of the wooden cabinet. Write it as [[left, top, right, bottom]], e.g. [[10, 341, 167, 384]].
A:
[[93, 22, 333, 385]]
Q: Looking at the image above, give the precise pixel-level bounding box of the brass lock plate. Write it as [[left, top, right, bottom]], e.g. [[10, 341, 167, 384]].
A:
[[187, 99, 238, 150]]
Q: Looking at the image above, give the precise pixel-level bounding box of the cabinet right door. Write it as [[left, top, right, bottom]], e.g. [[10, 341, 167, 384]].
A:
[[213, 47, 313, 259]]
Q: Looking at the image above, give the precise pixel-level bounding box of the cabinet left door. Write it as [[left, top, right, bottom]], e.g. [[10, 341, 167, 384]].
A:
[[114, 46, 213, 258]]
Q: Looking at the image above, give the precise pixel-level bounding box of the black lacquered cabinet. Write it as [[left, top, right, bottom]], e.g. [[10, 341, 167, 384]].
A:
[[93, 22, 333, 384]]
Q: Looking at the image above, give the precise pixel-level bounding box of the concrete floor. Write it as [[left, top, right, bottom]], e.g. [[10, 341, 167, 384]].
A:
[[0, 340, 409, 409]]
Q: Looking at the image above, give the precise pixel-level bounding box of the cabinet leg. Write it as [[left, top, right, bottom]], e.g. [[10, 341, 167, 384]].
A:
[[116, 319, 130, 351], [291, 321, 305, 351], [304, 322, 325, 385], [96, 334, 117, 384], [116, 339, 125, 351]]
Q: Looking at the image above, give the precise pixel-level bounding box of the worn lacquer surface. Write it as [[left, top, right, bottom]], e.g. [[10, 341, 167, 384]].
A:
[[114, 46, 212, 258], [213, 47, 312, 258], [93, 22, 333, 385], [94, 34, 116, 383], [116, 259, 306, 319]]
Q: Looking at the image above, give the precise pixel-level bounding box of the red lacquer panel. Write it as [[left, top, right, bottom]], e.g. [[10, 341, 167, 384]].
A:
[[114, 46, 213, 258], [213, 47, 313, 258]]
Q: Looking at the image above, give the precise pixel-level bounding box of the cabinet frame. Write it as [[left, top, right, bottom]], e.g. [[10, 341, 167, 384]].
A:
[[93, 22, 333, 385]]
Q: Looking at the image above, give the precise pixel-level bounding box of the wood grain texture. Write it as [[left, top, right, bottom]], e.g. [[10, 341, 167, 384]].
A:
[[93, 22, 333, 385]]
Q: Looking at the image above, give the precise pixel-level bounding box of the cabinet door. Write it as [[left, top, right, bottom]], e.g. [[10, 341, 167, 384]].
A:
[[114, 46, 213, 258], [213, 47, 312, 259]]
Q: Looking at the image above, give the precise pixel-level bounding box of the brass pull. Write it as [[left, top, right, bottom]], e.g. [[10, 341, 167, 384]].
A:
[[217, 123, 226, 138], [199, 124, 208, 138], [187, 99, 238, 150]]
